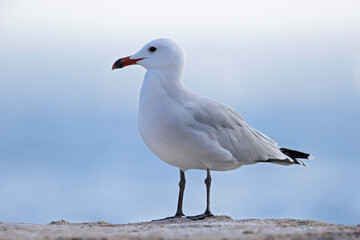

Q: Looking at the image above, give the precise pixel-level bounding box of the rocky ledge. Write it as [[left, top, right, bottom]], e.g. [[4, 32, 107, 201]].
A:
[[1, 216, 359, 240]]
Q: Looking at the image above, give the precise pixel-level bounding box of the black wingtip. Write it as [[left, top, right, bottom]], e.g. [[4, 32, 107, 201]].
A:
[[280, 148, 311, 159]]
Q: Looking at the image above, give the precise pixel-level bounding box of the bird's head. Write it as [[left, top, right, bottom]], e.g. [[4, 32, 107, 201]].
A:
[[112, 38, 186, 71]]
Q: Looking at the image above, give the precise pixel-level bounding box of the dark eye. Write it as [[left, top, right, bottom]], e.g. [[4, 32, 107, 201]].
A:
[[149, 46, 157, 53]]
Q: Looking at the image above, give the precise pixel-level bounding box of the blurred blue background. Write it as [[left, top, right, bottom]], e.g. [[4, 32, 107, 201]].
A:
[[0, 0, 359, 225]]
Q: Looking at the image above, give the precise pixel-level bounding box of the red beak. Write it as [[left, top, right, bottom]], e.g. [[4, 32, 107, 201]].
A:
[[112, 56, 144, 70]]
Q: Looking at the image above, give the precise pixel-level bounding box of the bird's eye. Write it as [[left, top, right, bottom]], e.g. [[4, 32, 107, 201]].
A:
[[148, 46, 157, 53]]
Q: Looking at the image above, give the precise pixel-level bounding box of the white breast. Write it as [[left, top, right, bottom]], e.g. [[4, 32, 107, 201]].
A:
[[138, 71, 240, 171], [138, 72, 199, 170]]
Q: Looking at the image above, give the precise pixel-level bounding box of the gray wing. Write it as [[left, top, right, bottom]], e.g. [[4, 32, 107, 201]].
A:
[[187, 98, 291, 165]]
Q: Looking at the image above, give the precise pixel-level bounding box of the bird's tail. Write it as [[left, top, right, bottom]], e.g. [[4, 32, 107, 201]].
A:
[[279, 147, 314, 166]]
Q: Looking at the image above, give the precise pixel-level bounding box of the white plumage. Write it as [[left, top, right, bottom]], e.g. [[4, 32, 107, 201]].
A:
[[112, 38, 312, 220]]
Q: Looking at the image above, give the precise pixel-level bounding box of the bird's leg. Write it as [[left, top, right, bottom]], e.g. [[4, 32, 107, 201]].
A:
[[187, 169, 214, 220], [175, 169, 186, 217], [152, 169, 186, 221], [204, 169, 213, 215]]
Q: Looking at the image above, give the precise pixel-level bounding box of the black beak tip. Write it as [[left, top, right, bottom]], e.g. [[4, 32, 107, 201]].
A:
[[112, 59, 123, 70]]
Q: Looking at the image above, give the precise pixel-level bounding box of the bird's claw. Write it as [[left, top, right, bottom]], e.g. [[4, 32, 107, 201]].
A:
[[152, 213, 185, 222], [187, 212, 214, 221]]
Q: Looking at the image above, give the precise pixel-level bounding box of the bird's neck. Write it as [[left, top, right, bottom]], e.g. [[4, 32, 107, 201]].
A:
[[143, 66, 185, 93]]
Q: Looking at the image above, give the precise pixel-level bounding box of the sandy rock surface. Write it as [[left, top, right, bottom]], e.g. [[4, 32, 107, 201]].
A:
[[0, 216, 359, 240]]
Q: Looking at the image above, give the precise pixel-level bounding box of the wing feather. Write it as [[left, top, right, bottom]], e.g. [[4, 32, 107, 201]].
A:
[[187, 99, 289, 164]]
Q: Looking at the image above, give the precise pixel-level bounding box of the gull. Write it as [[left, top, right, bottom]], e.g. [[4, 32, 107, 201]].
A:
[[112, 38, 313, 220]]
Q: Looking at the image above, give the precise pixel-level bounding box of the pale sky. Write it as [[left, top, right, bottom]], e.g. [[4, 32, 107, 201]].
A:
[[2, 0, 360, 29]]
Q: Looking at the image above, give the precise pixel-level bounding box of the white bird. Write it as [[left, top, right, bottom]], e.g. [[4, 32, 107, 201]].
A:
[[112, 38, 313, 220]]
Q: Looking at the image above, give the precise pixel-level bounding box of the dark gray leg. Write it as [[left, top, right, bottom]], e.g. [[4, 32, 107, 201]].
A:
[[175, 169, 186, 217], [187, 169, 214, 220], [153, 169, 186, 221]]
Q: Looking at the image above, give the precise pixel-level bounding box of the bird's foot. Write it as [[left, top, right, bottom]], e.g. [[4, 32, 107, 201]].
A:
[[187, 211, 214, 221], [151, 213, 185, 222]]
